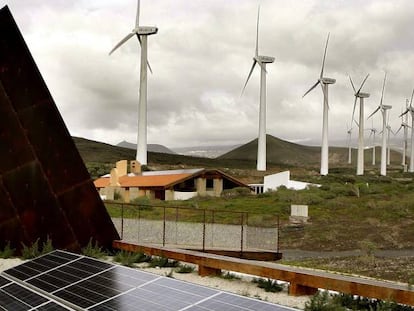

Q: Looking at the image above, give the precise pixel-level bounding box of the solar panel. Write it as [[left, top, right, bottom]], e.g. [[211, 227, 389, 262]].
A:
[[2, 250, 295, 311], [0, 274, 74, 311]]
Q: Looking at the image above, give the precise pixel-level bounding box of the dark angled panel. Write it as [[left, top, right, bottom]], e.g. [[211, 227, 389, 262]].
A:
[[0, 289, 31, 311], [0, 5, 119, 254], [36, 302, 73, 311]]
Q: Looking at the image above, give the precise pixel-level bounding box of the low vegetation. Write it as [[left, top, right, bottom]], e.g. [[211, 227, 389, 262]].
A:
[[21, 237, 54, 259], [305, 291, 414, 311], [81, 238, 107, 259], [252, 278, 284, 292]]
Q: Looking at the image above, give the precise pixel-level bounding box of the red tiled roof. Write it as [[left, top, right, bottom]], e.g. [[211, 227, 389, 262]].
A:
[[94, 173, 192, 189]]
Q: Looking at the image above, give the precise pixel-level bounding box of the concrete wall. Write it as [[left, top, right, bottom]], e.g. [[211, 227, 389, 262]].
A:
[[264, 171, 290, 191], [173, 191, 197, 200]]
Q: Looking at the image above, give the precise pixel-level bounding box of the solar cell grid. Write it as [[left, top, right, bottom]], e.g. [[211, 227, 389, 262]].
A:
[[2, 283, 48, 306], [0, 275, 12, 287], [2, 251, 296, 311]]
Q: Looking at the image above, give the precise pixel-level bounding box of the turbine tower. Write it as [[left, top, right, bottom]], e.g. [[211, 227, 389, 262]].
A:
[[349, 74, 370, 175], [400, 89, 414, 172], [368, 72, 391, 176], [242, 7, 275, 171], [303, 34, 336, 176], [384, 113, 394, 166], [396, 99, 410, 171], [367, 124, 377, 165], [109, 0, 158, 165], [346, 124, 353, 164]]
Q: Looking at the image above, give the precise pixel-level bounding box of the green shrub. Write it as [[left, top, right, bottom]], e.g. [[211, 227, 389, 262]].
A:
[[0, 241, 15, 259], [148, 256, 179, 268], [304, 291, 346, 311], [113, 250, 150, 267], [220, 272, 241, 280], [81, 238, 107, 259], [175, 264, 195, 274], [41, 236, 54, 255], [21, 239, 41, 260], [252, 278, 283, 292]]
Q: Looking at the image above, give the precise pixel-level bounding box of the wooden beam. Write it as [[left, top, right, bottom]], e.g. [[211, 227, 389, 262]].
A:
[[113, 241, 414, 306]]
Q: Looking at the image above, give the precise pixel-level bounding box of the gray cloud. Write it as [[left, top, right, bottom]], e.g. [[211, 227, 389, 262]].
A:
[[1, 0, 414, 148]]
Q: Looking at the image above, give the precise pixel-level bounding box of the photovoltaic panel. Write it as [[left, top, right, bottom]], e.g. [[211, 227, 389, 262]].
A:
[[0, 275, 74, 311], [2, 250, 296, 311]]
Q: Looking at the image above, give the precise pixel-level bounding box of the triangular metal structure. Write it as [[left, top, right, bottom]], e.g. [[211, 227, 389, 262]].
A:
[[0, 6, 119, 253]]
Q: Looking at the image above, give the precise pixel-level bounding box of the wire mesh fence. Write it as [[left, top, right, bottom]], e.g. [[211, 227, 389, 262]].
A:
[[107, 202, 280, 253]]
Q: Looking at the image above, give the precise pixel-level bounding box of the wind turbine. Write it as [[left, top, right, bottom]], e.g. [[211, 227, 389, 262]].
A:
[[368, 72, 391, 176], [346, 124, 353, 164], [396, 99, 410, 170], [400, 89, 414, 172], [242, 7, 275, 171], [349, 74, 370, 175], [109, 0, 158, 165], [382, 113, 394, 166], [367, 122, 377, 166], [303, 34, 336, 176]]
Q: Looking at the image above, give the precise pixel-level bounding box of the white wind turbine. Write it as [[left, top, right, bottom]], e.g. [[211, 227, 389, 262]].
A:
[[383, 113, 394, 166], [396, 99, 410, 171], [346, 124, 353, 164], [303, 34, 336, 176], [367, 121, 377, 166], [242, 7, 275, 171], [349, 74, 370, 175], [109, 0, 158, 165], [400, 89, 414, 172], [368, 72, 391, 176]]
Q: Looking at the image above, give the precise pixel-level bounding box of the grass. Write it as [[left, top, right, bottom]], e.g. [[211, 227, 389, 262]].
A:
[[148, 256, 180, 268], [175, 264, 195, 274], [0, 242, 15, 259]]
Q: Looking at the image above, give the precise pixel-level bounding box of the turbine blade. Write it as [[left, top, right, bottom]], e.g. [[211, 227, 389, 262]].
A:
[[109, 32, 135, 55], [241, 60, 257, 95], [135, 0, 140, 28], [351, 96, 357, 125], [396, 125, 403, 135], [357, 73, 370, 94], [368, 106, 380, 119], [379, 71, 387, 107], [349, 75, 356, 93], [255, 6, 260, 57], [147, 60, 153, 74], [303, 80, 320, 98], [137, 34, 142, 46], [320, 32, 330, 79], [353, 119, 359, 128], [400, 109, 409, 117], [320, 82, 329, 110]]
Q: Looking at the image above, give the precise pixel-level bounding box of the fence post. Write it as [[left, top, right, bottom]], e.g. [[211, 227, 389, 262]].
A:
[[277, 215, 280, 253], [120, 203, 124, 240], [240, 213, 244, 256], [202, 209, 206, 252], [163, 207, 166, 246]]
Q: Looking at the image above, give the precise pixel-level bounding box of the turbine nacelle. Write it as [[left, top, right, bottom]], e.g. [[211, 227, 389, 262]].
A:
[[382, 105, 392, 110], [320, 77, 336, 85], [357, 92, 370, 98], [133, 26, 158, 35], [255, 55, 275, 64]]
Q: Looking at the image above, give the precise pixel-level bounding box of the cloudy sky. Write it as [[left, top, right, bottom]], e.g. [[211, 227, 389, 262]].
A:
[[2, 0, 414, 148]]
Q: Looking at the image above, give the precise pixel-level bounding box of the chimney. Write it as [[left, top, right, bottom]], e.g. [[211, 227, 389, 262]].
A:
[[115, 160, 128, 176], [130, 160, 142, 175]]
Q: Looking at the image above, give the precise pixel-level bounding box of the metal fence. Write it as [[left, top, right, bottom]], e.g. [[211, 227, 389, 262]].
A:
[[107, 202, 280, 253]]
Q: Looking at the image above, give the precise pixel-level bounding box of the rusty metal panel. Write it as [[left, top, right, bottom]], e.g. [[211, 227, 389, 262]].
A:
[[0, 5, 119, 253]]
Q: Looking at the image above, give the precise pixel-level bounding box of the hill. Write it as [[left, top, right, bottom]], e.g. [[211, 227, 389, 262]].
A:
[[219, 134, 403, 167], [117, 141, 176, 155]]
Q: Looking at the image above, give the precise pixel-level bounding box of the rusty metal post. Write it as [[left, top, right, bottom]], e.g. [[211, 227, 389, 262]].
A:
[[120, 203, 124, 240], [163, 207, 166, 246], [175, 207, 178, 245], [202, 209, 206, 252], [211, 210, 215, 247], [240, 213, 244, 256], [277, 215, 280, 253]]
